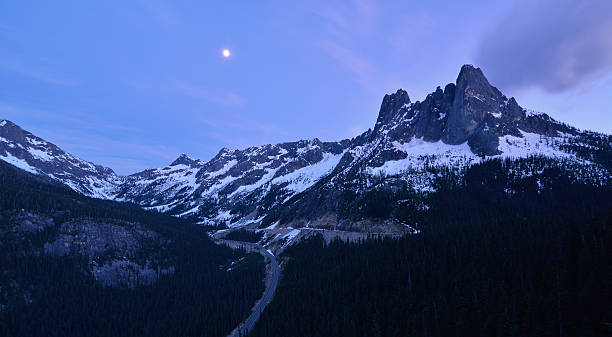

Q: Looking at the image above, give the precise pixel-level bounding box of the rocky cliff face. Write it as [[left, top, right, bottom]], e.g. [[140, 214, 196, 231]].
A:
[[1, 65, 610, 231], [0, 209, 172, 297], [371, 65, 577, 156]]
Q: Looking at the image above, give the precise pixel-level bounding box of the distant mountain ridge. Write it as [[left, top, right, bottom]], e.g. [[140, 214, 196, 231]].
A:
[[0, 119, 120, 198], [2, 65, 610, 230]]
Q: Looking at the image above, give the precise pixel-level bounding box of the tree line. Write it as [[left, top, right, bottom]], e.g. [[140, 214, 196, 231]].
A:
[[0, 161, 266, 337], [251, 158, 612, 337]]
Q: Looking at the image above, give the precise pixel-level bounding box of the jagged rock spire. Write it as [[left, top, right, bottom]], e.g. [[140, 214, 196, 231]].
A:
[[369, 65, 541, 155], [373, 89, 411, 134], [170, 153, 202, 167], [443, 64, 506, 145]]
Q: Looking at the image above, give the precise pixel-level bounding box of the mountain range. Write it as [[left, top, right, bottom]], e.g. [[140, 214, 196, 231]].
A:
[[2, 65, 610, 232]]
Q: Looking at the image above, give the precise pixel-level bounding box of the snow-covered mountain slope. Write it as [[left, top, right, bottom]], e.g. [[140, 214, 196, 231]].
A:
[[2, 65, 610, 231], [115, 139, 350, 225], [0, 120, 121, 198], [264, 128, 610, 231]]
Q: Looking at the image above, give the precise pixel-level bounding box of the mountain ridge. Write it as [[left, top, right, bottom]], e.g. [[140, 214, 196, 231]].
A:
[[0, 119, 121, 198], [1, 65, 610, 231]]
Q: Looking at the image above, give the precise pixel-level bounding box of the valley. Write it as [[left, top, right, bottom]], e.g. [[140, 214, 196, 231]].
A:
[[215, 239, 279, 337], [1, 64, 610, 336], [3, 1, 612, 335]]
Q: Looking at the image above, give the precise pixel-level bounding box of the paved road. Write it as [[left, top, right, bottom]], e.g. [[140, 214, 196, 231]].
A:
[[217, 239, 280, 337]]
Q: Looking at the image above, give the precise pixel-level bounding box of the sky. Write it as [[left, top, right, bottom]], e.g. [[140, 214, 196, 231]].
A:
[[1, 0, 611, 175]]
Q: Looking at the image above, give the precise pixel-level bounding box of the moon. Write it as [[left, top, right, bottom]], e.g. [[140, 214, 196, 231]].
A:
[[222, 49, 231, 58]]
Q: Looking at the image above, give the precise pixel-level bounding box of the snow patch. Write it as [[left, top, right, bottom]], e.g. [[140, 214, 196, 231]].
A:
[[0, 153, 38, 174], [27, 138, 46, 146], [229, 166, 280, 197], [367, 130, 581, 193], [272, 152, 343, 194], [28, 148, 53, 161], [526, 109, 545, 117], [265, 221, 279, 230], [206, 159, 237, 179], [497, 131, 573, 160], [370, 138, 476, 177], [283, 229, 300, 241], [178, 205, 200, 217]]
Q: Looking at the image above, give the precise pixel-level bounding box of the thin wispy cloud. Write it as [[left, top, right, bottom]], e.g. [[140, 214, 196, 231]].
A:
[[125, 79, 244, 107], [311, 0, 378, 91], [206, 131, 254, 150], [138, 0, 182, 27], [2, 0, 610, 175], [317, 39, 374, 89], [0, 101, 180, 174], [50, 134, 181, 174], [0, 56, 79, 86], [476, 0, 612, 93], [0, 99, 199, 174], [0, 23, 16, 41], [310, 1, 441, 95], [348, 125, 366, 137], [385, 12, 435, 53], [0, 101, 140, 133], [313, 0, 376, 37], [174, 80, 244, 107], [58, 137, 178, 161], [89, 157, 155, 176], [198, 112, 292, 150]]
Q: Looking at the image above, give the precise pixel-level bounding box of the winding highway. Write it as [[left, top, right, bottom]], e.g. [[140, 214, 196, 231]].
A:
[[216, 239, 280, 337]]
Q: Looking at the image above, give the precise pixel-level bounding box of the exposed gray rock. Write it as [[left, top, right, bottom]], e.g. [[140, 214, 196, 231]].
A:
[[170, 153, 204, 167], [1, 210, 172, 290], [0, 64, 607, 231], [373, 89, 411, 135], [42, 219, 163, 262], [445, 65, 505, 145], [368, 64, 580, 156]]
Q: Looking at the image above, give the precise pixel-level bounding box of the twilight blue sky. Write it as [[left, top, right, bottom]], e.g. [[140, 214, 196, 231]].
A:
[[1, 1, 611, 175]]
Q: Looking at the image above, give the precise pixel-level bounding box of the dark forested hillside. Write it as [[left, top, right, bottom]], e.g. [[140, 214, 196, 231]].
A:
[[223, 229, 264, 243], [251, 158, 612, 337], [0, 161, 265, 337]]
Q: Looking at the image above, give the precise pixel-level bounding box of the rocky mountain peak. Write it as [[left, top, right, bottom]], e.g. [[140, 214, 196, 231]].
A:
[[373, 89, 411, 134], [367, 65, 576, 155], [443, 65, 507, 144], [170, 153, 202, 167], [216, 147, 236, 158], [0, 119, 119, 198], [1, 65, 605, 230], [455, 65, 491, 90], [0, 119, 28, 142]]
